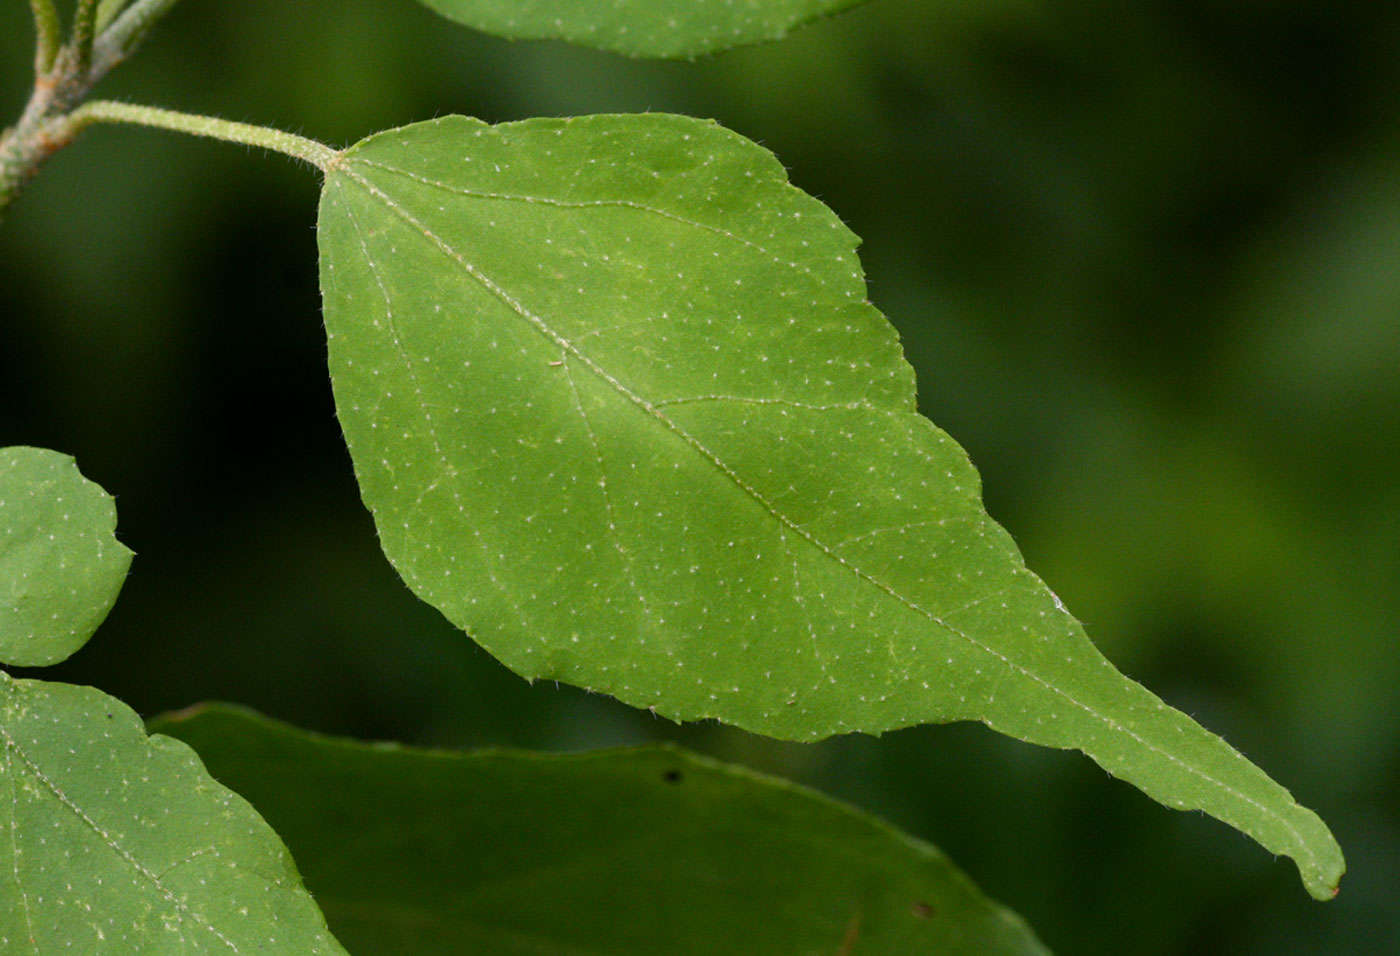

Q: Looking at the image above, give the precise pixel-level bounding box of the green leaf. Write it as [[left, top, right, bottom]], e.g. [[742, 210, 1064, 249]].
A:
[[415, 0, 866, 58], [0, 675, 345, 953], [0, 447, 132, 667], [315, 113, 1344, 899], [153, 703, 1050, 955]]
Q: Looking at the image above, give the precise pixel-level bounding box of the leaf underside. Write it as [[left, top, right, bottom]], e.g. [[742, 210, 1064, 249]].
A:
[[316, 113, 1343, 898], [0, 447, 132, 667], [416, 0, 867, 57], [154, 703, 1050, 955], [0, 675, 345, 953]]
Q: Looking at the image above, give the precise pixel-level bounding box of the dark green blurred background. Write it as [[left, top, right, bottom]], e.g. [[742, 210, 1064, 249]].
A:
[[3, 0, 1397, 951]]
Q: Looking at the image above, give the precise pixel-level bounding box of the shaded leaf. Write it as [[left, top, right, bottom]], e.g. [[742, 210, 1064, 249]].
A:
[[0, 674, 345, 953], [153, 703, 1050, 955], [0, 447, 132, 667], [315, 113, 1343, 898], [415, 0, 867, 57]]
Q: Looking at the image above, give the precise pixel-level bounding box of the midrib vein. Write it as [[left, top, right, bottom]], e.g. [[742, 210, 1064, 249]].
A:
[[332, 165, 1317, 874], [0, 723, 241, 951], [4, 728, 38, 954]]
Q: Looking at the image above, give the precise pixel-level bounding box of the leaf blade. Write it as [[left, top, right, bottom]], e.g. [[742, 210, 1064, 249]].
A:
[[153, 703, 1051, 955], [414, 0, 868, 58], [0, 675, 346, 953], [0, 447, 132, 667], [317, 113, 1344, 898]]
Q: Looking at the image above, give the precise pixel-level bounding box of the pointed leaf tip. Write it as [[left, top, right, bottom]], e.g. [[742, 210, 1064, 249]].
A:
[[316, 112, 1343, 896]]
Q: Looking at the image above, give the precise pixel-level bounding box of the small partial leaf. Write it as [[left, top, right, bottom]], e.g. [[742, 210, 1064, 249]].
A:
[[153, 703, 1050, 955], [0, 674, 345, 953], [315, 113, 1343, 898], [0, 447, 132, 667], [415, 0, 866, 58]]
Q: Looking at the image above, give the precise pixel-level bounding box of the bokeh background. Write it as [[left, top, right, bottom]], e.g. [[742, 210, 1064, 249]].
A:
[[2, 0, 1397, 951]]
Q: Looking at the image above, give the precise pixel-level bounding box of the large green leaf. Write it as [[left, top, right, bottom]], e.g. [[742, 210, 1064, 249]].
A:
[[0, 675, 345, 953], [0, 446, 132, 667], [153, 703, 1049, 955], [415, 0, 866, 57], [315, 113, 1343, 898]]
